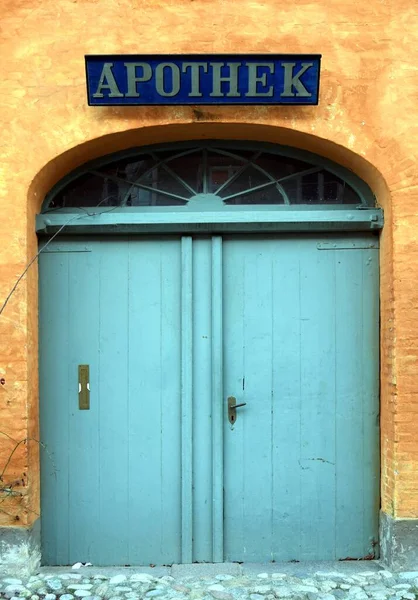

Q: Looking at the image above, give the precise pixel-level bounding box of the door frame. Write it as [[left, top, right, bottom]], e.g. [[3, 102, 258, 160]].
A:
[[37, 140, 383, 564]]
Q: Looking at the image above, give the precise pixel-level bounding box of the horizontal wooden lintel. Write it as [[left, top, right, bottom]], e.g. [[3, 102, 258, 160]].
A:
[[36, 209, 384, 235]]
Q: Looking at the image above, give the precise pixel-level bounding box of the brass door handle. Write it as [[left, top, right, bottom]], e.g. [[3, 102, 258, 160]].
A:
[[228, 396, 247, 424]]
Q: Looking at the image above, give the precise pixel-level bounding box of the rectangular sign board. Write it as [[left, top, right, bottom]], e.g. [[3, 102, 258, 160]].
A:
[[85, 54, 321, 106]]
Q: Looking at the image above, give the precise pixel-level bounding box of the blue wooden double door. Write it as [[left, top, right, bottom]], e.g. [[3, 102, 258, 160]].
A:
[[39, 234, 379, 566]]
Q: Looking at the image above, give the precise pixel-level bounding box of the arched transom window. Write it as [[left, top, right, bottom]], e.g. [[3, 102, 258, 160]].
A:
[[43, 142, 375, 212]]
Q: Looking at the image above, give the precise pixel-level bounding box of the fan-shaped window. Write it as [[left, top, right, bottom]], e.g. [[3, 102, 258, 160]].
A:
[[43, 143, 372, 212]]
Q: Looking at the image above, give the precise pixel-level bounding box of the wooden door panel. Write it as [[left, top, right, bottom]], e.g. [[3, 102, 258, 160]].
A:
[[39, 233, 379, 565], [40, 238, 183, 565], [222, 235, 379, 561]]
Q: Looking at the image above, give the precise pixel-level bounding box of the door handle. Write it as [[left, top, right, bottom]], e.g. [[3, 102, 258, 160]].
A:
[[228, 396, 247, 424], [78, 365, 90, 410]]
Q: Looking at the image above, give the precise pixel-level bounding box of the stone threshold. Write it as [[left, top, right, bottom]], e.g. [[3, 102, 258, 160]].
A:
[[38, 560, 384, 579]]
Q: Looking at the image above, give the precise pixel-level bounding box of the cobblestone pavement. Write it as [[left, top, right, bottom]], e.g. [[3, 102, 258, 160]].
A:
[[2, 565, 418, 600]]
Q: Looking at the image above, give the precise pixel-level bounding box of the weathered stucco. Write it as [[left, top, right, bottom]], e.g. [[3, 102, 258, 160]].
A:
[[0, 0, 417, 546], [0, 520, 40, 576]]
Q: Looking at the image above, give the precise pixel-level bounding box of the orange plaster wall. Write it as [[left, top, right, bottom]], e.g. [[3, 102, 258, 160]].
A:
[[0, 0, 417, 527]]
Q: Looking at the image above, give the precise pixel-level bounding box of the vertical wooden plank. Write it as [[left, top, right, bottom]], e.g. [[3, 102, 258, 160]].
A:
[[240, 239, 274, 561], [298, 240, 336, 559], [211, 236, 224, 562], [192, 238, 213, 563], [181, 236, 193, 563], [128, 238, 182, 565], [271, 241, 302, 561], [39, 248, 70, 565], [223, 237, 274, 562], [246, 240, 274, 561], [334, 247, 364, 558], [223, 239, 245, 561], [158, 239, 183, 563], [361, 246, 380, 555], [67, 244, 101, 564], [96, 240, 129, 565]]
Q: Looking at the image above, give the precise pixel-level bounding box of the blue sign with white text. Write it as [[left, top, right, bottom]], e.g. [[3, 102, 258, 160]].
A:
[[85, 54, 321, 106]]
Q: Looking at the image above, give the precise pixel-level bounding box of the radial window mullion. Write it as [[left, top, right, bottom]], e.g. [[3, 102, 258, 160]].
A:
[[211, 148, 248, 162], [222, 179, 279, 201], [221, 167, 324, 203], [89, 170, 189, 203], [277, 182, 290, 205], [151, 167, 158, 206], [134, 181, 188, 203], [214, 150, 291, 204], [126, 148, 200, 197], [43, 143, 370, 210], [215, 151, 263, 195], [202, 148, 208, 193], [150, 152, 196, 196], [281, 166, 323, 184], [318, 172, 324, 203], [165, 148, 201, 164], [213, 147, 278, 189]]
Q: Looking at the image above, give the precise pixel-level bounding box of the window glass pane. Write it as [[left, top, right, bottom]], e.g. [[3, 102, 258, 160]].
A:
[[127, 191, 186, 207], [215, 149, 256, 160], [219, 166, 277, 201], [137, 167, 189, 200], [106, 155, 156, 180], [167, 151, 203, 194], [255, 153, 312, 180], [207, 151, 245, 193], [48, 173, 118, 209], [224, 186, 284, 205], [44, 145, 364, 210], [282, 169, 359, 204], [48, 156, 190, 208]]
